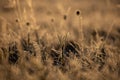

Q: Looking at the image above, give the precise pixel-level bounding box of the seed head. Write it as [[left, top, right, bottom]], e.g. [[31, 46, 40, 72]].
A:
[[76, 10, 80, 16], [51, 18, 54, 22], [15, 19, 19, 22], [26, 22, 30, 26], [63, 15, 67, 20]]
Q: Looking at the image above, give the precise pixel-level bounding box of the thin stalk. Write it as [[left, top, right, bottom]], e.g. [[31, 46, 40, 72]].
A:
[[101, 21, 114, 48]]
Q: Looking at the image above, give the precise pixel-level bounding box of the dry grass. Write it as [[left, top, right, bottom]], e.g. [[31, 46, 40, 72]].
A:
[[0, 0, 120, 80]]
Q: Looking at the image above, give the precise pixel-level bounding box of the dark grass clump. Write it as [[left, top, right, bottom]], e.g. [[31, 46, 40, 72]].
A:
[[91, 48, 107, 71], [8, 42, 19, 64], [91, 30, 97, 37], [51, 49, 62, 66], [50, 40, 80, 68], [21, 34, 36, 56], [9, 53, 19, 64], [62, 40, 80, 57], [98, 30, 107, 40], [117, 27, 120, 33]]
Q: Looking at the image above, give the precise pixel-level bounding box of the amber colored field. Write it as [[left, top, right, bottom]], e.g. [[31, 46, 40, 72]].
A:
[[0, 0, 120, 80]]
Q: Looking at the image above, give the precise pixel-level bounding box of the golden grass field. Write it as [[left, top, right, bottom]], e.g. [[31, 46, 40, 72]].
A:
[[0, 0, 120, 80]]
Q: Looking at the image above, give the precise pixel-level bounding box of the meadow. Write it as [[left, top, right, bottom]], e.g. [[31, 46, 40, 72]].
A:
[[0, 0, 120, 80]]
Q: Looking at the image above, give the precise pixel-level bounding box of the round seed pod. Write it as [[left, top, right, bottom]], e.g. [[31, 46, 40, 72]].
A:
[[76, 10, 81, 16]]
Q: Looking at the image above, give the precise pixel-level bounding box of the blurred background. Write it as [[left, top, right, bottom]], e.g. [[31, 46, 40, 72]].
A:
[[0, 0, 120, 24]]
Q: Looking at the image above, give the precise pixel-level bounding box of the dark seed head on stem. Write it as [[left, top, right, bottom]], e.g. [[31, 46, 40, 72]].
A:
[[76, 10, 81, 16], [26, 22, 30, 26], [15, 19, 19, 23], [63, 15, 67, 20], [51, 18, 54, 22]]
